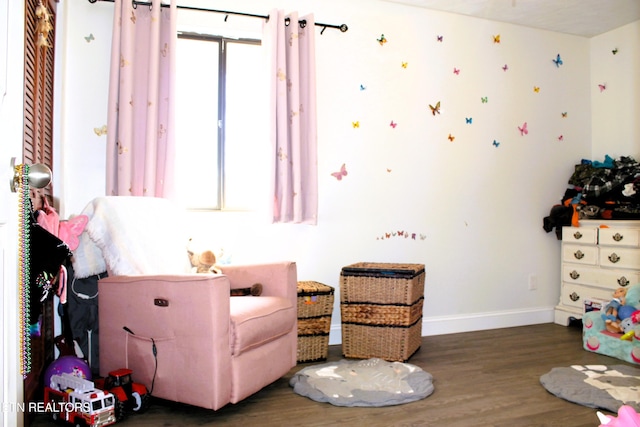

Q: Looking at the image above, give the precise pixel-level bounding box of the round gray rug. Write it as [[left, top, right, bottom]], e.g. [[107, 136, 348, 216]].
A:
[[290, 358, 434, 407]]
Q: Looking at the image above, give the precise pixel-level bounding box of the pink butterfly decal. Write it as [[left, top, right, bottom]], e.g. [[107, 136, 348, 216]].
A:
[[453, 67, 460, 75], [502, 64, 509, 72], [558, 135, 564, 141], [598, 83, 607, 92], [331, 164, 348, 181], [58, 215, 89, 251], [390, 121, 397, 128], [518, 122, 528, 136], [436, 35, 443, 42]]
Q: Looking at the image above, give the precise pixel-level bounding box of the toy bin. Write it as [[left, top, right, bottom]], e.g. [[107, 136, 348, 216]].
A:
[[296, 281, 334, 363], [340, 262, 425, 362]]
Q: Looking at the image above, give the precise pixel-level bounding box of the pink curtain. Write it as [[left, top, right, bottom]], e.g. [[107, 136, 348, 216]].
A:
[[106, 0, 177, 198], [264, 10, 319, 224]]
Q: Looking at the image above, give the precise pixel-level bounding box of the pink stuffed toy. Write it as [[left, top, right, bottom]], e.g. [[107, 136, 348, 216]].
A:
[[598, 405, 640, 427]]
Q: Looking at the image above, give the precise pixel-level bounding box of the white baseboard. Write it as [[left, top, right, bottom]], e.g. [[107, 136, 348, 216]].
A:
[[328, 306, 556, 345]]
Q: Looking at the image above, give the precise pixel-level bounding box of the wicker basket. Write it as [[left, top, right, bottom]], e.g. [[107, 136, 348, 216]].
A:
[[340, 262, 425, 305], [296, 281, 334, 363], [340, 263, 425, 361], [341, 319, 423, 362]]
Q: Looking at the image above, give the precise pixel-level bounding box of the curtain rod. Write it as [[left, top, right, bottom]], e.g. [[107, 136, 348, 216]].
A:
[[88, 0, 349, 34]]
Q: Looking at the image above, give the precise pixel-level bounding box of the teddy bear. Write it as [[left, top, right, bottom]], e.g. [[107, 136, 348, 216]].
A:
[[186, 240, 262, 296]]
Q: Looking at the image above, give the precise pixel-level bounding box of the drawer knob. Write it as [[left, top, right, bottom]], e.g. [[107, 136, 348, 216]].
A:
[[617, 277, 629, 287], [573, 231, 583, 239], [573, 250, 585, 260], [569, 270, 580, 280], [569, 292, 580, 302], [608, 253, 620, 263], [613, 233, 623, 242]]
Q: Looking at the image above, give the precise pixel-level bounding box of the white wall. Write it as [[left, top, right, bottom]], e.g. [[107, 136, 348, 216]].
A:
[[56, 0, 638, 344], [590, 20, 640, 160]]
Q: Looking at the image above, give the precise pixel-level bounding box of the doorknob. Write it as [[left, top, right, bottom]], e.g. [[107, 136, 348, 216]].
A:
[[9, 157, 51, 192]]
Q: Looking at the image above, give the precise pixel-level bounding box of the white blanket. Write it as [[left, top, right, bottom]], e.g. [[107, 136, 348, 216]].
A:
[[72, 196, 191, 279]]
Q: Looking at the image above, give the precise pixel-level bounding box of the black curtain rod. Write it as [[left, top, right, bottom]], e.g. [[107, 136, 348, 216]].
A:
[[88, 0, 348, 34]]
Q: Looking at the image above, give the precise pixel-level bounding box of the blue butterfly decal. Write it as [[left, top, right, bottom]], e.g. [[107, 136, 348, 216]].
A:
[[465, 117, 472, 124], [492, 140, 500, 147], [553, 53, 563, 67]]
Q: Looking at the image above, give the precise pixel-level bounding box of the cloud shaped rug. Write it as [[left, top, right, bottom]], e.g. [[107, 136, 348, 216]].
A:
[[289, 358, 434, 407], [540, 365, 640, 412]]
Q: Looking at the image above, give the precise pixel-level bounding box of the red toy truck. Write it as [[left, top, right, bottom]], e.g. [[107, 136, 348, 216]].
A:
[[44, 373, 116, 427], [94, 368, 150, 421]]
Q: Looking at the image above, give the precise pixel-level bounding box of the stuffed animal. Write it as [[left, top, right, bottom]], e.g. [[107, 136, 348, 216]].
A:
[[188, 248, 221, 274], [602, 287, 628, 332]]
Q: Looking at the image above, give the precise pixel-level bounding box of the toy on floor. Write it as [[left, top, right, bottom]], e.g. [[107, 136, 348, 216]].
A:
[[602, 287, 628, 333], [597, 405, 640, 426], [94, 368, 150, 422]]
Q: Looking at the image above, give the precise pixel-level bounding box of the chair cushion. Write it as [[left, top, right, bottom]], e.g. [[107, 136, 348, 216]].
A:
[[230, 296, 295, 356]]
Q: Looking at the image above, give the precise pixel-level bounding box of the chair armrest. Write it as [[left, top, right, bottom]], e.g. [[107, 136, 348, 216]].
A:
[[219, 261, 297, 306]]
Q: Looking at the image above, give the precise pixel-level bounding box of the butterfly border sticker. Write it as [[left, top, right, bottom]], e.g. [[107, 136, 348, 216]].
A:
[[518, 122, 528, 136], [331, 163, 348, 181], [429, 101, 441, 116], [552, 53, 563, 67]]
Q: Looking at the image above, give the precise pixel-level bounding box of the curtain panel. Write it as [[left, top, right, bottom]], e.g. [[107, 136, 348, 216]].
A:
[[106, 0, 177, 198], [264, 10, 319, 224]]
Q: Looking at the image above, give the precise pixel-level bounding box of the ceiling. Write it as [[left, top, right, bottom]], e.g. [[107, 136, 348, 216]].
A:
[[383, 0, 640, 37]]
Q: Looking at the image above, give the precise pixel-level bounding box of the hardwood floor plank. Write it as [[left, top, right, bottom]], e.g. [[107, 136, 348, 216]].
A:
[[30, 322, 634, 426]]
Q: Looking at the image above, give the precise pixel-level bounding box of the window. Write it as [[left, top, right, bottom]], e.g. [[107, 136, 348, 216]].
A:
[[175, 34, 269, 211]]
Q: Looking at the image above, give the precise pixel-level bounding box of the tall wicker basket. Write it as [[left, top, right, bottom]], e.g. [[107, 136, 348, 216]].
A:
[[296, 281, 334, 363], [340, 262, 425, 362]]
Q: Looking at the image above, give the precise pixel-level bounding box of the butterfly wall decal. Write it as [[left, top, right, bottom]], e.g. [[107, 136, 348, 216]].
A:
[[598, 83, 607, 92], [390, 121, 397, 128], [331, 164, 348, 181], [533, 86, 540, 93], [436, 35, 443, 42], [612, 48, 618, 55], [352, 121, 360, 128], [448, 133, 455, 142], [401, 62, 408, 68], [518, 122, 528, 135], [359, 84, 366, 91], [453, 67, 460, 75], [465, 117, 472, 124], [84, 33, 95, 43], [502, 64, 509, 72], [492, 140, 500, 147], [493, 34, 500, 43], [377, 34, 387, 45], [481, 97, 488, 103], [561, 112, 568, 118], [552, 53, 563, 67], [558, 135, 564, 141], [94, 125, 107, 136], [429, 101, 441, 116]]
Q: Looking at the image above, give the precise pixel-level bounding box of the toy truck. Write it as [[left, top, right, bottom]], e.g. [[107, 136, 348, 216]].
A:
[[44, 373, 116, 427], [94, 368, 150, 421]]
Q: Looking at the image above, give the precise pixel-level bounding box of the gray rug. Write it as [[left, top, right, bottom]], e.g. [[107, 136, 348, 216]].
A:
[[540, 364, 640, 412], [289, 358, 434, 407]]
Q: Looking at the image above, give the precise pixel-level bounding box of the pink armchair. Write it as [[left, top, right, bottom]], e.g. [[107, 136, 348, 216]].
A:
[[72, 197, 297, 410]]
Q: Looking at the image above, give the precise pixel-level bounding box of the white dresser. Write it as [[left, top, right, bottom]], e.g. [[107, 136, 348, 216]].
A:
[[554, 219, 640, 325]]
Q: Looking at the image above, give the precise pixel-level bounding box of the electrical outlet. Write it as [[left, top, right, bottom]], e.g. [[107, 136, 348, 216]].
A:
[[528, 274, 538, 291]]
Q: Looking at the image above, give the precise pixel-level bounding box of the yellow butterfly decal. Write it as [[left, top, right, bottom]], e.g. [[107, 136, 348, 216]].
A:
[[401, 62, 408, 68], [352, 121, 360, 128], [429, 101, 441, 116], [533, 86, 540, 93], [493, 34, 500, 43], [93, 125, 107, 136], [448, 133, 455, 142]]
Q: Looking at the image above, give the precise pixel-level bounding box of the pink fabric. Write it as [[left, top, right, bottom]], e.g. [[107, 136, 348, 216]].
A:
[[263, 10, 318, 224], [106, 0, 177, 198], [99, 261, 298, 411]]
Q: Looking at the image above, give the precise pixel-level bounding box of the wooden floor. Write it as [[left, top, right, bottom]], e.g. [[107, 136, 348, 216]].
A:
[[31, 322, 633, 427]]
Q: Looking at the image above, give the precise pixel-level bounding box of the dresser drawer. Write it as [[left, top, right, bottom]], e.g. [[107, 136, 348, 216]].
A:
[[598, 247, 640, 269], [560, 283, 615, 310], [562, 227, 598, 244], [562, 244, 598, 265], [599, 228, 640, 247], [562, 264, 640, 289]]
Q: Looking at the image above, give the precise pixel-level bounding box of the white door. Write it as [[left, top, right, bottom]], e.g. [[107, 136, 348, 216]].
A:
[[1, 1, 26, 426]]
